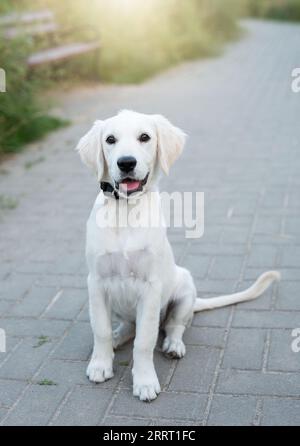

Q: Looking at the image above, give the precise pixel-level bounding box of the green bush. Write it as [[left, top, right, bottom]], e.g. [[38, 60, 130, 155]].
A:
[[247, 0, 300, 21], [0, 33, 67, 155]]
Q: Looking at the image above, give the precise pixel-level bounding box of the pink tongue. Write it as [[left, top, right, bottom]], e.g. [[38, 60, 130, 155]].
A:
[[120, 180, 141, 192]]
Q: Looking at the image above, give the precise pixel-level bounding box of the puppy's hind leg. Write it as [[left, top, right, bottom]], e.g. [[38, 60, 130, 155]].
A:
[[162, 267, 196, 359], [112, 320, 135, 349]]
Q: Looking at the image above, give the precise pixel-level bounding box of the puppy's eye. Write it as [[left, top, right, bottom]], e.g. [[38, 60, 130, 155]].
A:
[[106, 135, 117, 145], [139, 133, 150, 143]]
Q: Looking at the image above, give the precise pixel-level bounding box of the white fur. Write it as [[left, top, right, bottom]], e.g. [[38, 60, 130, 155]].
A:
[[77, 110, 280, 402]]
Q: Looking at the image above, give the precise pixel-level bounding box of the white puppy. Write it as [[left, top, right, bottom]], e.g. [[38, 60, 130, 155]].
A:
[[77, 110, 280, 402]]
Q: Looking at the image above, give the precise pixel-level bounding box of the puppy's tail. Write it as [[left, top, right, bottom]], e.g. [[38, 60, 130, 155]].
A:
[[193, 271, 280, 312]]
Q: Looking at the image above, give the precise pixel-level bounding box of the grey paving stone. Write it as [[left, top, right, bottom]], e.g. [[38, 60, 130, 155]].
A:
[[0, 19, 300, 426], [251, 234, 294, 245], [15, 261, 54, 275], [151, 419, 197, 426], [222, 328, 266, 370], [2, 384, 68, 426], [193, 307, 230, 328], [261, 190, 285, 209], [193, 226, 222, 244], [0, 274, 36, 301], [45, 256, 83, 275], [287, 191, 300, 208], [53, 322, 92, 361], [168, 346, 220, 393], [35, 359, 89, 387], [0, 318, 69, 337], [35, 274, 87, 289], [0, 264, 11, 281], [194, 278, 237, 295], [281, 247, 300, 268], [227, 215, 253, 227], [183, 327, 225, 348], [28, 244, 75, 263], [38, 346, 130, 389], [247, 246, 277, 268], [207, 395, 257, 426], [0, 380, 27, 407], [102, 416, 150, 426], [254, 215, 282, 235], [76, 301, 89, 321], [0, 337, 21, 367], [233, 310, 300, 329], [182, 255, 211, 278], [285, 216, 300, 235], [0, 408, 8, 421], [44, 288, 87, 319], [8, 287, 56, 318], [111, 390, 207, 421], [217, 369, 300, 396], [221, 228, 249, 244], [268, 329, 300, 372], [261, 398, 300, 426], [0, 300, 13, 316], [276, 269, 300, 280], [209, 256, 244, 280], [52, 386, 112, 426], [276, 282, 300, 310], [0, 337, 54, 380], [189, 243, 246, 256]]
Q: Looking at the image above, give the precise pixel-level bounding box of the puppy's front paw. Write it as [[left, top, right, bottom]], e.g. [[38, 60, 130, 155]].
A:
[[162, 337, 186, 359], [86, 358, 114, 383], [133, 371, 161, 402]]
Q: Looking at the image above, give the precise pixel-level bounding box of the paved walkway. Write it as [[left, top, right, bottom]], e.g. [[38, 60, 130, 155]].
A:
[[0, 20, 300, 426]]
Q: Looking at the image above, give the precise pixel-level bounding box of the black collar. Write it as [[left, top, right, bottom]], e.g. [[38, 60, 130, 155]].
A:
[[100, 181, 119, 199]]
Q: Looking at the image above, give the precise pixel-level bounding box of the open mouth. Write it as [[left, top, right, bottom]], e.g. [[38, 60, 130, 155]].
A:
[[116, 173, 149, 195]]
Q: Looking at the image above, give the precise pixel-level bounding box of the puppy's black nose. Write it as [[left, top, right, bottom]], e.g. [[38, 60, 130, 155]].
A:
[[117, 156, 137, 173]]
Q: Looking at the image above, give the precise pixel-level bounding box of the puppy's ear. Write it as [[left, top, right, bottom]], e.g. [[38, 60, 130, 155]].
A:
[[152, 114, 186, 175], [76, 120, 104, 181]]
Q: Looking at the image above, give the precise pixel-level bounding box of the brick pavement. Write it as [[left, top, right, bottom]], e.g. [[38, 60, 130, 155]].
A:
[[0, 20, 300, 426]]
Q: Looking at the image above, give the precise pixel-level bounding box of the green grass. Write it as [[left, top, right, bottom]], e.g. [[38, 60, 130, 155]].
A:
[[118, 360, 130, 367], [0, 27, 69, 157], [247, 0, 300, 21], [24, 156, 45, 170], [0, 114, 69, 156], [0, 195, 18, 210], [33, 335, 51, 348], [37, 379, 57, 386]]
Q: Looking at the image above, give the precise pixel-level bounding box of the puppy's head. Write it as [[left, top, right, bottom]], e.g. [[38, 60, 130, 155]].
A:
[[76, 110, 186, 198]]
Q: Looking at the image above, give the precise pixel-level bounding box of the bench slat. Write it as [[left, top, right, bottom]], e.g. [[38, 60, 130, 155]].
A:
[[27, 41, 100, 67], [4, 22, 59, 39], [0, 9, 54, 26]]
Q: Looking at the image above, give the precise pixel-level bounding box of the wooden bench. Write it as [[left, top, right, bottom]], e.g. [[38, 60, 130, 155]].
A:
[[0, 9, 101, 68]]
